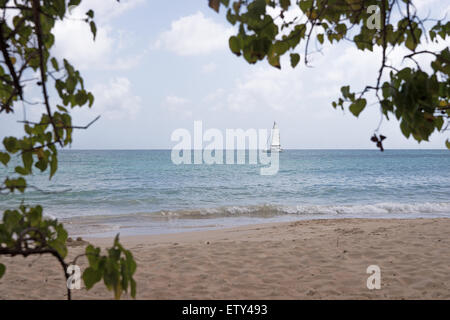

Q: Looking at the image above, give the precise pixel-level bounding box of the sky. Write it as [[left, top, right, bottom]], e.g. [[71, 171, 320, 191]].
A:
[[0, 0, 449, 149]]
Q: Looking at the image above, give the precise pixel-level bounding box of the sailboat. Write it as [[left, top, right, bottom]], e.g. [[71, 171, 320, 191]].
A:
[[266, 121, 282, 152]]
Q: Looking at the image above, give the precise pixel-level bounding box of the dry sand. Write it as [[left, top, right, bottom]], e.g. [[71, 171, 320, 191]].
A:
[[0, 218, 449, 299]]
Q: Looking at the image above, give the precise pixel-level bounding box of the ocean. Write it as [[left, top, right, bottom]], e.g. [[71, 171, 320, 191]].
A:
[[1, 149, 449, 237]]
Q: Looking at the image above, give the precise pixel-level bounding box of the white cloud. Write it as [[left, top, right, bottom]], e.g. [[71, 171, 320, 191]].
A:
[[413, 0, 439, 11], [164, 95, 192, 117], [53, 22, 112, 69], [91, 77, 142, 120], [201, 44, 383, 116], [154, 12, 234, 55], [165, 95, 188, 106], [68, 0, 145, 23], [52, 0, 145, 70], [226, 66, 301, 112]]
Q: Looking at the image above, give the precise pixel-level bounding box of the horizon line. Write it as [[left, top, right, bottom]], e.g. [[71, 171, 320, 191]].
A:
[[56, 148, 448, 151]]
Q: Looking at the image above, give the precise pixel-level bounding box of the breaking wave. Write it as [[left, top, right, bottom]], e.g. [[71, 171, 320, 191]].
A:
[[154, 202, 450, 218]]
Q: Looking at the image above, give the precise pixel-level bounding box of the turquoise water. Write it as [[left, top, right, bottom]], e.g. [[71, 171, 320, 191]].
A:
[[1, 150, 449, 236]]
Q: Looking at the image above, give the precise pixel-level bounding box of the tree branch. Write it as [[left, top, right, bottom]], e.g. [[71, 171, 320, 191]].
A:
[[31, 0, 62, 147], [0, 21, 23, 106]]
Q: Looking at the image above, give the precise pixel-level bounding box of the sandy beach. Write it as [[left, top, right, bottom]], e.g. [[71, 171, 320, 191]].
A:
[[0, 218, 449, 299]]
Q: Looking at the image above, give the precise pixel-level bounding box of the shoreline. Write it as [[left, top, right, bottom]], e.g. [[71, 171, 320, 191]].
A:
[[83, 216, 449, 245], [1, 217, 449, 299], [61, 202, 450, 238]]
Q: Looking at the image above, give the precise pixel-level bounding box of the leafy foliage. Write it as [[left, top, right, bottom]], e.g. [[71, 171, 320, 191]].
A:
[[0, 0, 136, 299], [210, 0, 450, 149], [83, 235, 137, 299], [0, 205, 68, 258]]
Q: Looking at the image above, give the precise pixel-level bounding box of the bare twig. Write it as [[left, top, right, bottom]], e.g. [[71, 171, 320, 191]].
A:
[[18, 115, 101, 129]]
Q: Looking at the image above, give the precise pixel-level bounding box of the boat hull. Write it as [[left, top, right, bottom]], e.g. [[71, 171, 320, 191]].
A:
[[264, 147, 282, 153]]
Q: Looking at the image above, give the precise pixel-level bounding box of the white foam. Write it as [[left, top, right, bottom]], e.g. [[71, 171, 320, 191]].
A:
[[156, 202, 450, 218]]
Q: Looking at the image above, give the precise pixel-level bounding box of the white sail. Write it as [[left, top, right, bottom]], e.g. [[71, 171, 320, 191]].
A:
[[270, 122, 282, 152]]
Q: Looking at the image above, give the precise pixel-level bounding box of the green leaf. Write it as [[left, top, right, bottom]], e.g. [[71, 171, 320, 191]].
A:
[[50, 154, 58, 179], [87, 92, 94, 107], [51, 57, 59, 71], [405, 34, 418, 51], [400, 120, 411, 138], [11, 177, 26, 192], [3, 137, 18, 153], [120, 259, 129, 291], [226, 9, 237, 25], [299, 0, 313, 12], [0, 263, 5, 279], [272, 41, 289, 55], [35, 158, 48, 171], [57, 105, 68, 112], [22, 151, 33, 173], [3, 209, 21, 232], [229, 36, 241, 55], [290, 53, 300, 68], [349, 99, 366, 117], [446, 139, 450, 149], [54, 0, 66, 19], [317, 34, 324, 44], [340, 85, 350, 98], [15, 166, 28, 175], [74, 90, 88, 106], [83, 267, 102, 289], [0, 152, 10, 165], [86, 244, 101, 268], [209, 0, 220, 13], [280, 0, 291, 10], [435, 117, 444, 131], [429, 30, 436, 41], [268, 52, 281, 69], [90, 21, 97, 40], [130, 278, 137, 298]]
